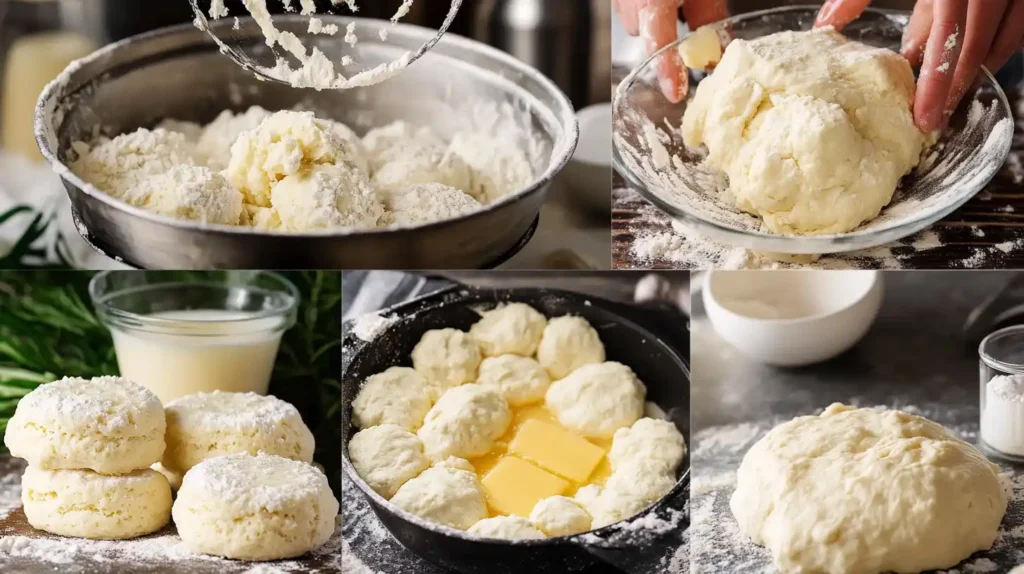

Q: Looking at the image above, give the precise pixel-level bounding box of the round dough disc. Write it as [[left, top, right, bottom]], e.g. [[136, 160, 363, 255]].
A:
[[545, 362, 646, 438], [411, 328, 481, 397], [529, 495, 592, 537], [468, 515, 546, 540], [352, 366, 432, 431], [536, 315, 606, 380], [349, 423, 430, 499], [469, 303, 547, 357], [417, 384, 510, 460], [389, 457, 488, 530], [476, 355, 550, 406]]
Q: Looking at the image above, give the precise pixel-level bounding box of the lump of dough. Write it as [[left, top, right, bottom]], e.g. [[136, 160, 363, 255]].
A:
[[271, 162, 383, 230], [362, 121, 446, 170], [381, 183, 482, 226], [363, 121, 473, 196], [529, 495, 592, 537], [681, 28, 926, 235], [389, 456, 488, 530], [226, 110, 363, 207], [352, 367, 433, 431], [244, 204, 283, 230], [476, 355, 550, 406], [411, 328, 481, 398], [417, 384, 510, 460], [609, 417, 686, 474], [349, 423, 430, 499], [70, 128, 198, 198], [447, 132, 534, 203], [4, 376, 166, 474], [469, 303, 547, 357], [162, 391, 315, 474], [172, 453, 338, 561], [591, 461, 677, 527], [545, 362, 646, 438], [22, 467, 171, 540], [732, 403, 1007, 574], [536, 315, 606, 380], [468, 515, 546, 540], [196, 105, 273, 169], [318, 118, 370, 173], [124, 165, 244, 225]]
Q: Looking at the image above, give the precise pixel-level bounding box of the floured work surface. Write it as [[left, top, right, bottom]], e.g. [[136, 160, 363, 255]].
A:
[[0, 457, 341, 574]]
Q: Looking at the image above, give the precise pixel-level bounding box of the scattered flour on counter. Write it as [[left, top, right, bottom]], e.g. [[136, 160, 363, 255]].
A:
[[351, 312, 398, 342]]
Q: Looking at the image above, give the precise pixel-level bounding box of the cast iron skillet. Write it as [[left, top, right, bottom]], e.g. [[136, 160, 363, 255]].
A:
[[341, 285, 690, 573]]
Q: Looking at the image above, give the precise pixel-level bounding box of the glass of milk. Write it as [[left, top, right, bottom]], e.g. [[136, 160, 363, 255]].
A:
[[978, 325, 1024, 462], [89, 271, 299, 404]]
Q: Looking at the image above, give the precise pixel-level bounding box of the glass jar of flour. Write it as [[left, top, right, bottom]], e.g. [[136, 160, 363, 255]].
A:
[[979, 325, 1024, 462]]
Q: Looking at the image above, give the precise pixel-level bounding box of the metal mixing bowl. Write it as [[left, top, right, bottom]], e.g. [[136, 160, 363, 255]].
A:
[[35, 16, 578, 269]]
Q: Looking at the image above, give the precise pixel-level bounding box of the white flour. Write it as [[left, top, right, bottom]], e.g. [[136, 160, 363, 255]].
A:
[[982, 375, 1024, 456], [351, 312, 397, 342]]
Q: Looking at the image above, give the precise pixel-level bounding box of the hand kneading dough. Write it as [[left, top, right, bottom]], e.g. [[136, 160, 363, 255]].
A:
[[349, 423, 430, 499], [529, 495, 592, 537], [468, 515, 546, 540], [162, 391, 314, 474], [476, 355, 551, 406], [732, 404, 1007, 574], [609, 418, 686, 474], [470, 303, 547, 357], [4, 376, 165, 474], [574, 461, 677, 528], [417, 384, 510, 460], [411, 328, 482, 397], [22, 467, 171, 539], [173, 453, 338, 561], [545, 362, 646, 438], [352, 367, 433, 431], [536, 315, 606, 380], [389, 457, 488, 530], [681, 28, 927, 235]]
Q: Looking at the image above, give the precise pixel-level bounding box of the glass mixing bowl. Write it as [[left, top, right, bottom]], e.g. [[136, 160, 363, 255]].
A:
[[613, 6, 1014, 255]]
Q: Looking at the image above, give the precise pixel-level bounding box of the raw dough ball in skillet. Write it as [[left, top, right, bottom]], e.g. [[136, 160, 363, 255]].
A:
[[417, 384, 511, 460], [476, 354, 551, 406], [468, 515, 546, 540], [469, 302, 547, 357], [411, 328, 482, 398], [545, 361, 646, 438], [609, 417, 686, 474], [536, 315, 606, 380], [389, 457, 488, 530], [352, 367, 433, 431], [573, 461, 677, 528], [349, 423, 430, 499], [529, 495, 592, 537]]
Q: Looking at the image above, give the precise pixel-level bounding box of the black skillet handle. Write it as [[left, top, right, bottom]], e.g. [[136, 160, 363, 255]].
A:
[[571, 470, 690, 551]]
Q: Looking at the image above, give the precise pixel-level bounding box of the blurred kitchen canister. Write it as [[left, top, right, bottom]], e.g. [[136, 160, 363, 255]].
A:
[[473, 0, 609, 108]]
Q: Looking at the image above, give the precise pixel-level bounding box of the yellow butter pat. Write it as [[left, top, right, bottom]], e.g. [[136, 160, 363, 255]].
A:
[[508, 419, 605, 483], [481, 456, 569, 517]]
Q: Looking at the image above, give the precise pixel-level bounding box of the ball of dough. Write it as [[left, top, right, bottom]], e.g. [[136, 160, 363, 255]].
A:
[[411, 328, 482, 398], [196, 105, 273, 169], [536, 315, 606, 380], [362, 121, 447, 171], [575, 462, 676, 528], [271, 162, 383, 231], [371, 145, 473, 196], [22, 466, 171, 540], [382, 183, 481, 226], [447, 132, 534, 203], [352, 367, 432, 431], [417, 384, 510, 460], [732, 404, 1007, 574], [609, 417, 686, 474], [173, 453, 338, 561], [545, 362, 646, 438], [476, 355, 551, 406], [4, 376, 165, 474], [468, 515, 546, 540], [162, 391, 315, 474], [125, 165, 243, 225], [389, 457, 488, 530], [681, 28, 926, 235], [529, 496, 592, 537], [70, 129, 198, 199], [349, 423, 430, 499], [469, 303, 547, 357], [319, 119, 370, 173]]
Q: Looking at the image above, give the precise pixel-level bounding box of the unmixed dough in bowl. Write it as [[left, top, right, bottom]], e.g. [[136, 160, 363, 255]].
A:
[[613, 6, 1013, 256], [35, 16, 578, 269]]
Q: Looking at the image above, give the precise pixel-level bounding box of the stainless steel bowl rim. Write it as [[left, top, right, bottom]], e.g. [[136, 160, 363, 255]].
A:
[[35, 15, 579, 239], [612, 5, 1013, 254]]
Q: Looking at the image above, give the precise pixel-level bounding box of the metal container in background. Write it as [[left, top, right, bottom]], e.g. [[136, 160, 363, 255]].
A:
[[472, 0, 610, 108]]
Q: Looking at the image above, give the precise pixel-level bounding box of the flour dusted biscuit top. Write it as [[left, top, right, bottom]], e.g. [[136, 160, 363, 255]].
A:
[[470, 303, 548, 357], [411, 328, 482, 397], [732, 404, 1006, 574], [529, 495, 592, 537], [172, 453, 339, 561], [609, 417, 686, 474], [5, 376, 166, 474], [353, 366, 433, 431], [536, 315, 606, 380], [468, 515, 546, 540], [22, 467, 171, 540], [349, 423, 430, 499], [545, 361, 646, 439], [417, 384, 511, 460], [681, 27, 927, 235], [476, 354, 551, 406], [389, 456, 488, 530], [162, 391, 315, 474]]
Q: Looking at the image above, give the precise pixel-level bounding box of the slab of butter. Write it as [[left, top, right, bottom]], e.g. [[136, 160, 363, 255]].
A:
[[678, 25, 722, 69], [482, 456, 569, 517], [509, 419, 605, 483]]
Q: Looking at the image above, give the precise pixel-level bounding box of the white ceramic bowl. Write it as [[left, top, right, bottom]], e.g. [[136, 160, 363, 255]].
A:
[[703, 270, 883, 366], [563, 103, 612, 215]]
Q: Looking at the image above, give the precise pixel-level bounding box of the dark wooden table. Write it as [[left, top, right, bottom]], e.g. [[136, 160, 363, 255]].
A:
[[613, 87, 1024, 270]]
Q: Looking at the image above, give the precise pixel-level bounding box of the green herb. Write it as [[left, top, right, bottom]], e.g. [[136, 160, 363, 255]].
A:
[[0, 206, 74, 269]]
